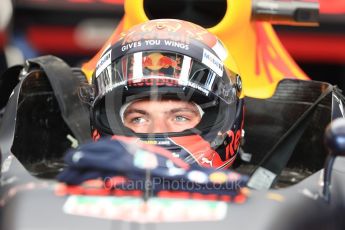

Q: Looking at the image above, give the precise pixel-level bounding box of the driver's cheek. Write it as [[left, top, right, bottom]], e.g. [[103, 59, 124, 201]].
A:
[[126, 123, 149, 133]]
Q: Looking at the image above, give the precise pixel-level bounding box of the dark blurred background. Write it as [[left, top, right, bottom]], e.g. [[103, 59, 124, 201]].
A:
[[1, 0, 344, 91]]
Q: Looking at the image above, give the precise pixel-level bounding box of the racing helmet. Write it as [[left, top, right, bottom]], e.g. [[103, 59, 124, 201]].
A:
[[90, 19, 244, 169]]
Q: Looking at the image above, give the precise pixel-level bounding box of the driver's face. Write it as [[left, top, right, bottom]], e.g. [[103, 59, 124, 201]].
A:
[[123, 99, 202, 133]]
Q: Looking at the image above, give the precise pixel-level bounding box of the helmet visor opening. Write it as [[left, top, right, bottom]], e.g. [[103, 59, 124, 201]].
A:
[[93, 51, 238, 136]]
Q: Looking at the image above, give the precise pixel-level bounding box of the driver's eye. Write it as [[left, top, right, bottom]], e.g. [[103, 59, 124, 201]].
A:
[[131, 117, 147, 124], [174, 116, 189, 122]]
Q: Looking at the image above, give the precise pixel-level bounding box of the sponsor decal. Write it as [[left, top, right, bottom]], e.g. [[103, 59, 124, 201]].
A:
[[211, 40, 228, 61], [157, 140, 172, 145], [127, 78, 179, 87], [187, 170, 208, 184], [225, 129, 242, 159], [96, 50, 111, 78], [120, 39, 189, 53], [209, 172, 228, 184], [266, 193, 285, 202], [187, 81, 210, 96], [202, 49, 223, 77], [140, 139, 173, 146], [121, 40, 142, 52], [125, 74, 211, 96], [63, 196, 228, 222], [228, 172, 241, 182], [140, 140, 159, 145], [142, 53, 181, 71], [201, 154, 214, 167], [163, 40, 189, 50]]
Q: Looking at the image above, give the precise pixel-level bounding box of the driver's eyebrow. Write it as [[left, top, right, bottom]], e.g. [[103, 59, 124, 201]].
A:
[[124, 109, 148, 116], [169, 107, 199, 115]]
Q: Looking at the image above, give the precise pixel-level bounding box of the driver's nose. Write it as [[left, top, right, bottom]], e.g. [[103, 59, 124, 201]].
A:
[[149, 119, 170, 133]]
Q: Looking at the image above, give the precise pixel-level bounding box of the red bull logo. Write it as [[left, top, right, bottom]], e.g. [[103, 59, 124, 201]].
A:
[[142, 53, 181, 71], [127, 78, 180, 87]]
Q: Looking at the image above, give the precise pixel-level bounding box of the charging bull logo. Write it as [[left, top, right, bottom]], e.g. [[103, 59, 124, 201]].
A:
[[127, 52, 182, 87], [143, 53, 181, 71]]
